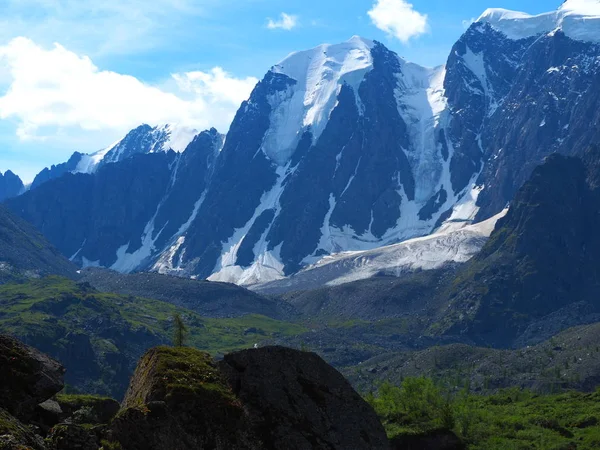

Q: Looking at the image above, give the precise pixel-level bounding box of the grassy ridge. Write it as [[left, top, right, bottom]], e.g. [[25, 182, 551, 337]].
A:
[[0, 277, 306, 397]]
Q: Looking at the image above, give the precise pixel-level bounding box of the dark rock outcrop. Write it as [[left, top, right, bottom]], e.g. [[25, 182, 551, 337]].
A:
[[0, 334, 65, 421], [109, 345, 389, 450], [218, 346, 390, 450], [46, 423, 100, 450], [54, 396, 119, 426]]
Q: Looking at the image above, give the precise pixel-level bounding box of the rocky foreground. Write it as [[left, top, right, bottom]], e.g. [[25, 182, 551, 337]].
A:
[[1, 334, 464, 450]]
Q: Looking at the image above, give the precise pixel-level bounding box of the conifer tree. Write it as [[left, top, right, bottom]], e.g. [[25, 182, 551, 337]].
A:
[[173, 313, 188, 347]]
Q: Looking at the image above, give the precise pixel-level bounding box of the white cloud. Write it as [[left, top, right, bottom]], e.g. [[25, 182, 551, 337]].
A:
[[267, 13, 299, 30], [368, 0, 428, 43], [0, 0, 207, 57], [0, 37, 258, 143]]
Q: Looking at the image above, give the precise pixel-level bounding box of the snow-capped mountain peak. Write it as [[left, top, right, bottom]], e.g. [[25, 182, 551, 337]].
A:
[[478, 0, 600, 42], [560, 0, 600, 15], [262, 36, 375, 165], [74, 123, 199, 174]]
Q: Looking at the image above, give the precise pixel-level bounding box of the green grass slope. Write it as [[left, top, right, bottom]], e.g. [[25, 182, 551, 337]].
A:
[[0, 277, 306, 399]]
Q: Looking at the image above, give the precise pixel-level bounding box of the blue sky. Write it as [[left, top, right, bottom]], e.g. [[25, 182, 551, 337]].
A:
[[0, 0, 557, 182]]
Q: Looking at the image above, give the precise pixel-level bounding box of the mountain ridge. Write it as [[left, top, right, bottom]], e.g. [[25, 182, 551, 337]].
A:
[[5, 1, 600, 288]]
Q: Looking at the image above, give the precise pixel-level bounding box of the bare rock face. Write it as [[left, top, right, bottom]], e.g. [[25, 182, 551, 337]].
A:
[[0, 334, 65, 421], [109, 346, 389, 450]]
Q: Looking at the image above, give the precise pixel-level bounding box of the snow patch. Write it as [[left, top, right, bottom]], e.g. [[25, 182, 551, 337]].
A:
[[81, 257, 101, 269], [111, 217, 166, 273], [208, 165, 293, 285], [74, 141, 119, 174], [461, 46, 498, 115], [157, 123, 198, 153]]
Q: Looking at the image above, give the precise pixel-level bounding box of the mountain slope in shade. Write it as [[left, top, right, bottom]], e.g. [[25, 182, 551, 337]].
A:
[[436, 151, 600, 347], [0, 170, 24, 201], [7, 129, 223, 272], [0, 204, 78, 283]]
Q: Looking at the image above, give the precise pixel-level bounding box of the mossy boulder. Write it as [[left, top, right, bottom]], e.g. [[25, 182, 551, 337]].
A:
[[0, 335, 64, 421], [108, 346, 258, 450]]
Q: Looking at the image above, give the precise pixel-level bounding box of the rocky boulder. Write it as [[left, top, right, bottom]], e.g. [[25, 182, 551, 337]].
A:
[[109, 345, 389, 450], [218, 346, 389, 450], [0, 334, 65, 421]]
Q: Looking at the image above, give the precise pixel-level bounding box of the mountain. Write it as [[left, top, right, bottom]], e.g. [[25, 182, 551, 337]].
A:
[[30, 152, 85, 191], [7, 128, 223, 271], [471, 0, 600, 218], [0, 170, 24, 201], [6, 1, 600, 286], [29, 123, 199, 191], [435, 151, 600, 347], [0, 204, 78, 283]]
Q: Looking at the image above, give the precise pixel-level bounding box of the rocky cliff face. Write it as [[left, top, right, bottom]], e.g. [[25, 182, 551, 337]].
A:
[[30, 152, 84, 191]]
